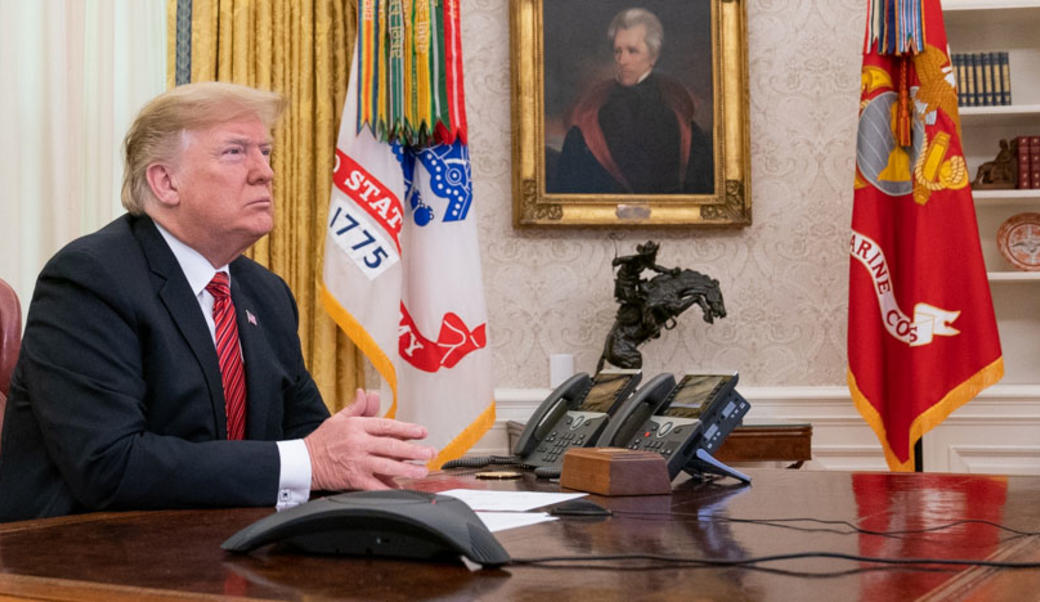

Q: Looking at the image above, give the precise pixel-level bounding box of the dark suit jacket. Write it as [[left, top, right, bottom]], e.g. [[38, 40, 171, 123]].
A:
[[0, 214, 330, 522], [552, 74, 714, 195]]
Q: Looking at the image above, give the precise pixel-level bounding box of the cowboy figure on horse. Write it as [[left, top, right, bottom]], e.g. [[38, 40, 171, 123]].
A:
[[598, 241, 726, 371]]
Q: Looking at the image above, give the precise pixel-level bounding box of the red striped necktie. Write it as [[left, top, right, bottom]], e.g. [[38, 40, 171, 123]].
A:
[[205, 272, 246, 440]]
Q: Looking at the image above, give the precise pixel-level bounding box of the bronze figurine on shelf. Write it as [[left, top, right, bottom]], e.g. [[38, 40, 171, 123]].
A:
[[972, 138, 1018, 190], [597, 241, 726, 371]]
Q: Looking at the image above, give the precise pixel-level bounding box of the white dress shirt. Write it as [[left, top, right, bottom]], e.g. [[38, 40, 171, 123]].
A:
[[155, 222, 311, 511]]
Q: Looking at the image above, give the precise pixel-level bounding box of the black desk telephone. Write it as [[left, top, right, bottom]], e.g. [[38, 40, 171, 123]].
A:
[[595, 372, 751, 483], [511, 369, 642, 468], [442, 369, 750, 483]]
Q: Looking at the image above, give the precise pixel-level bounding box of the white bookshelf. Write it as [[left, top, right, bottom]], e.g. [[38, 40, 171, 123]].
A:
[[947, 2, 1040, 388], [988, 271, 1040, 281], [960, 104, 1040, 126], [973, 188, 1040, 208]]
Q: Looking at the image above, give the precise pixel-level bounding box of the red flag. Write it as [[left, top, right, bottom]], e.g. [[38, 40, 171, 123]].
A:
[[848, 0, 1003, 471]]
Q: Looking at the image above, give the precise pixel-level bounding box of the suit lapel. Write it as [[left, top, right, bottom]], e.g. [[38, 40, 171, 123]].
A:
[[132, 216, 228, 438]]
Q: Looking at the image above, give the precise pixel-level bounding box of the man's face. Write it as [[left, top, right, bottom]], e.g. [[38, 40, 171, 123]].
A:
[[170, 115, 275, 262], [613, 24, 656, 86]]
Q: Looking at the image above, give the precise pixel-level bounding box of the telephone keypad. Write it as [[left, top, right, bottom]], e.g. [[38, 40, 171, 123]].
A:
[[530, 411, 607, 466], [626, 417, 701, 460]]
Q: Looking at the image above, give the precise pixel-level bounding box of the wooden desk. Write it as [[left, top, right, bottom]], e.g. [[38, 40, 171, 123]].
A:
[[506, 420, 813, 467], [1, 470, 1039, 600]]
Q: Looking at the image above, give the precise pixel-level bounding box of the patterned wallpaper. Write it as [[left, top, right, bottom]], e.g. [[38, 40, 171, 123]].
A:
[[461, 0, 864, 388]]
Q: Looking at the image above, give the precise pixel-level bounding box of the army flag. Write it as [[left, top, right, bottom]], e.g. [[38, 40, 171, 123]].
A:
[[322, 0, 494, 467], [848, 0, 1003, 471]]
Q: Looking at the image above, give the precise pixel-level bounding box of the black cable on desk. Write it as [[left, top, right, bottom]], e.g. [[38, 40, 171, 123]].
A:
[[611, 509, 1040, 538], [440, 455, 559, 478], [508, 550, 1040, 571], [440, 455, 522, 469]]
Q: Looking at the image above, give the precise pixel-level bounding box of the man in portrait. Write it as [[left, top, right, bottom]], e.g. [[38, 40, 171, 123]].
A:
[[553, 7, 714, 195]]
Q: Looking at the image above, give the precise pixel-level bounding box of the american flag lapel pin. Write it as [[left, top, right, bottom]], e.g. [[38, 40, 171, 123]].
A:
[[246, 310, 257, 326]]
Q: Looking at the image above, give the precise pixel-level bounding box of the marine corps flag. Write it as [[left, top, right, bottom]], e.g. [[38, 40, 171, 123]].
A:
[[322, 0, 495, 467], [849, 0, 1003, 471]]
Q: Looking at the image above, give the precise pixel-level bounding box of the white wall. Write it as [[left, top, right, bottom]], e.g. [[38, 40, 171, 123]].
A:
[[462, 0, 863, 390]]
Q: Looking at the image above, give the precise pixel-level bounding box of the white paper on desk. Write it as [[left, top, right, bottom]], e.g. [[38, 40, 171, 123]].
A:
[[439, 489, 586, 512], [476, 511, 557, 533]]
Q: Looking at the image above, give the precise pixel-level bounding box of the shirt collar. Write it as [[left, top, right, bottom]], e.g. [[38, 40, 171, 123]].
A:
[[154, 221, 231, 297], [617, 68, 654, 86]]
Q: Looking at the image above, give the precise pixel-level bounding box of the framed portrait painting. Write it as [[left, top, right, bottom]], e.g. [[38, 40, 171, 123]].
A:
[[511, 0, 750, 227]]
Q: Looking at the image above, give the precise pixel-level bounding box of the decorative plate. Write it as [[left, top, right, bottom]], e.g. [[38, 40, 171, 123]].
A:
[[997, 212, 1040, 271]]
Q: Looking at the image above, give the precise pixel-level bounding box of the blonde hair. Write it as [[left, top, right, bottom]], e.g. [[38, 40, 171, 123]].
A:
[[121, 81, 286, 214]]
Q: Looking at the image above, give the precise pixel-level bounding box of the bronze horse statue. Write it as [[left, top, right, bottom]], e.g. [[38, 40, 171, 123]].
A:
[[597, 268, 726, 372]]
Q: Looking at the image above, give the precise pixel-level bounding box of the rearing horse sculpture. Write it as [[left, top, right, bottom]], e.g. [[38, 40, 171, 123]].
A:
[[597, 242, 726, 372]]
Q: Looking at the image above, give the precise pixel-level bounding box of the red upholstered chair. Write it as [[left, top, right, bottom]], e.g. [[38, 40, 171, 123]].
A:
[[0, 277, 22, 449]]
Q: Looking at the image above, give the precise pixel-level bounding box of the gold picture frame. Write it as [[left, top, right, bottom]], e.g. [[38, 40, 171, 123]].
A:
[[510, 0, 750, 227]]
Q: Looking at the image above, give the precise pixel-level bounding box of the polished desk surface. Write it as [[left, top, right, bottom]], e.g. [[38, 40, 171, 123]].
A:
[[2, 469, 1039, 601]]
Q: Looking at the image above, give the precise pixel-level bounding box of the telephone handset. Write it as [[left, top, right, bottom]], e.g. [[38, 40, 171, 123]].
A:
[[596, 372, 751, 482], [593, 373, 677, 450], [512, 369, 641, 467]]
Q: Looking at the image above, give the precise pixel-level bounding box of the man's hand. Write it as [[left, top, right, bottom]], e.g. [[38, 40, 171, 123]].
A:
[[304, 389, 436, 491]]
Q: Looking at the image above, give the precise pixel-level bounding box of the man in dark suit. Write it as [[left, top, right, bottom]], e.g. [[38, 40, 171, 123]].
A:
[[553, 7, 713, 195], [0, 82, 435, 522]]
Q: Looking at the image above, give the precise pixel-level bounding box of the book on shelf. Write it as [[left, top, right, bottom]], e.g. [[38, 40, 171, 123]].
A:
[[953, 51, 1012, 106], [953, 54, 966, 106], [982, 52, 994, 106], [1031, 136, 1040, 190], [988, 52, 1002, 107], [969, 53, 977, 107], [1017, 136, 1031, 189], [963, 53, 977, 106], [999, 51, 1011, 106]]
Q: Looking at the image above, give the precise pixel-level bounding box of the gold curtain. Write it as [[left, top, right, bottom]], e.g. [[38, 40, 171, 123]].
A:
[[166, 0, 363, 411]]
